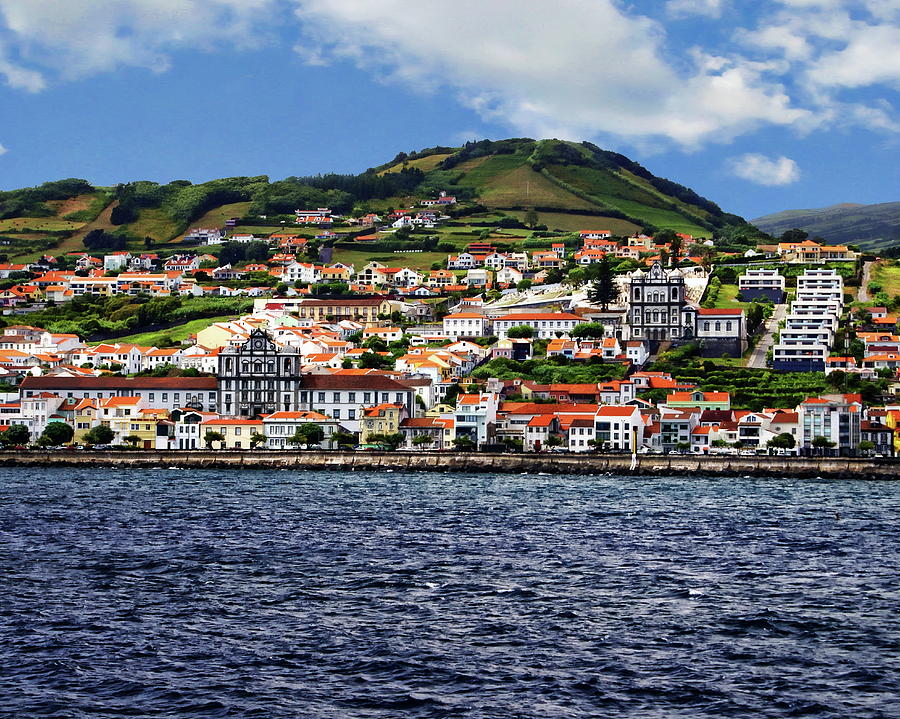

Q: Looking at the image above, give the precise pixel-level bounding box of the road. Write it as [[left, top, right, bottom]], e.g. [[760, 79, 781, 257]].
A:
[[857, 260, 875, 303], [747, 302, 788, 369]]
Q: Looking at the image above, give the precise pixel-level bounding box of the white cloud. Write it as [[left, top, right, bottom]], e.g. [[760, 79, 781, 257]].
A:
[[666, 0, 724, 18], [0, 143, 7, 155], [729, 153, 801, 185], [291, 0, 809, 147], [0, 0, 896, 152], [0, 0, 275, 82]]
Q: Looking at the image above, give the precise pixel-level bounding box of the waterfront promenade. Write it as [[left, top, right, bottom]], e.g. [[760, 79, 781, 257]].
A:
[[1, 450, 897, 480]]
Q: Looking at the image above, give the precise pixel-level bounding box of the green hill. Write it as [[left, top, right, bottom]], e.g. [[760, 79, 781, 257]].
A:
[[380, 139, 743, 237], [0, 138, 753, 260], [753, 201, 900, 252]]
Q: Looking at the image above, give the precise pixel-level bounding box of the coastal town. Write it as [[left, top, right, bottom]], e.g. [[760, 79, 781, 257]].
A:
[[0, 198, 895, 458]]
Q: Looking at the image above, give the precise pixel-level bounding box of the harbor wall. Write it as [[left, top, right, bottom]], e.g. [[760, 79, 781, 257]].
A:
[[0, 451, 896, 479]]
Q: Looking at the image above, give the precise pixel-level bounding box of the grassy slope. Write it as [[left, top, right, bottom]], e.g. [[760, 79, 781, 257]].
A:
[[185, 202, 253, 234], [125, 208, 182, 245], [379, 154, 454, 175], [90, 315, 239, 347], [503, 210, 639, 236], [330, 248, 448, 270], [870, 261, 900, 296]]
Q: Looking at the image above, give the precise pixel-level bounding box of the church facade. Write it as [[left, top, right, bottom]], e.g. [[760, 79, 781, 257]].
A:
[[217, 329, 302, 417], [625, 262, 745, 358]]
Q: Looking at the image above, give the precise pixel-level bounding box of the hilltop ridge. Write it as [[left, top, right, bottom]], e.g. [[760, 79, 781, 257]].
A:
[[0, 139, 755, 260]]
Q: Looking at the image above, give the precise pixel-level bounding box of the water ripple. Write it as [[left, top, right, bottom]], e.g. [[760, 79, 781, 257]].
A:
[[0, 470, 898, 718]]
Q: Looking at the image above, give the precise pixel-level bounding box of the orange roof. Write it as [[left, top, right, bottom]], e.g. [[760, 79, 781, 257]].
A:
[[595, 406, 638, 417]]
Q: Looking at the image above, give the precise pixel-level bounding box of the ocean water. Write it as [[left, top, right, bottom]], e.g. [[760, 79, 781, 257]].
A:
[[0, 468, 898, 718]]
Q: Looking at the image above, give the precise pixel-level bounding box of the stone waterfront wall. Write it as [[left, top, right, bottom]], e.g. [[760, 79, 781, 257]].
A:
[[0, 451, 896, 479]]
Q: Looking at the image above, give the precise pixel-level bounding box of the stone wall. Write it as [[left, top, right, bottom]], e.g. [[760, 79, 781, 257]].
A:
[[0, 451, 896, 479]]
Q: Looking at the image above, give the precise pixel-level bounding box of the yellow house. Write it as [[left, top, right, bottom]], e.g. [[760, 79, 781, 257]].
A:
[[195, 323, 249, 350], [359, 403, 406, 444], [125, 408, 169, 449], [200, 418, 264, 449], [884, 410, 900, 455], [73, 398, 99, 442], [97, 396, 146, 444]]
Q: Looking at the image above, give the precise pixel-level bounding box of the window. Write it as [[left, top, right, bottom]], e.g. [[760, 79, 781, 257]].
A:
[[348, 392, 356, 403], [348, 409, 356, 420], [333, 409, 341, 420], [332, 392, 341, 403], [318, 392, 326, 403]]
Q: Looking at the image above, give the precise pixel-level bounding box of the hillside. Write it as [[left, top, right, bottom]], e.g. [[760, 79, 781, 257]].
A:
[[0, 139, 753, 260], [753, 201, 900, 252]]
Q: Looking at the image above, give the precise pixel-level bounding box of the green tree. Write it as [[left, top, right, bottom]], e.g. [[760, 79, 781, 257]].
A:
[[333, 430, 356, 449], [39, 421, 74, 446], [359, 352, 393, 370], [571, 322, 606, 339], [290, 423, 324, 449], [250, 432, 267, 449], [369, 432, 404, 450], [516, 279, 533, 292], [767, 432, 796, 450], [412, 434, 432, 447], [122, 434, 143, 448], [586, 255, 617, 309], [524, 209, 539, 228], [84, 425, 114, 445], [507, 325, 535, 339], [857, 440, 875, 455], [811, 435, 836, 450], [2, 424, 30, 447], [452, 435, 476, 451], [204, 430, 225, 449], [546, 435, 564, 448]]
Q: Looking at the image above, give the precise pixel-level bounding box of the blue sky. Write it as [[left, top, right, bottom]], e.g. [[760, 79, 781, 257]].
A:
[[0, 0, 898, 221]]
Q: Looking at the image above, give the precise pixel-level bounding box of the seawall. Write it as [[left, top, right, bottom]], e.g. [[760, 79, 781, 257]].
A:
[[0, 451, 896, 479]]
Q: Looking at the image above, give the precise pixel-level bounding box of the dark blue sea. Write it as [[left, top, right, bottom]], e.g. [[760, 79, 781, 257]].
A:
[[1, 469, 898, 718]]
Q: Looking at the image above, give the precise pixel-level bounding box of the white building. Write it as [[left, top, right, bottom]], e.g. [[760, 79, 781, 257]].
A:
[[492, 312, 582, 339], [442, 312, 489, 339]]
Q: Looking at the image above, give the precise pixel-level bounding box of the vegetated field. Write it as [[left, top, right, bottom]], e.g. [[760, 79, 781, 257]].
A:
[[504, 210, 640, 236], [58, 200, 119, 254], [379, 154, 454, 175], [229, 225, 291, 237], [90, 314, 239, 347], [330, 248, 447, 270], [188, 202, 253, 231], [0, 217, 83, 232], [870, 261, 900, 295], [546, 164, 710, 236], [126, 208, 182, 245], [477, 165, 598, 211], [712, 283, 744, 309], [45, 191, 112, 221]]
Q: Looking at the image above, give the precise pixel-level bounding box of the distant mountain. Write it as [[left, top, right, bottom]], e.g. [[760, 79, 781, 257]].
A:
[[753, 201, 900, 251]]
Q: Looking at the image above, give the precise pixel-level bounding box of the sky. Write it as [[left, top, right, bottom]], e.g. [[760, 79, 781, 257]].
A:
[[0, 0, 898, 220]]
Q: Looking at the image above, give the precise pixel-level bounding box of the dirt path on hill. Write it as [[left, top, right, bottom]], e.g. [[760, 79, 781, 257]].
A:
[[55, 200, 119, 254], [747, 302, 787, 369], [857, 260, 875, 303]]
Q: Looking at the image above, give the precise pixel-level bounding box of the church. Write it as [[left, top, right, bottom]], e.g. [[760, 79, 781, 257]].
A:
[[625, 262, 746, 358], [217, 329, 302, 417]]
